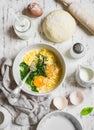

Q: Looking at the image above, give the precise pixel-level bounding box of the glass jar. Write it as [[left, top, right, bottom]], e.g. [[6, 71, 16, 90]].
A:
[[70, 43, 86, 59], [13, 15, 32, 40]]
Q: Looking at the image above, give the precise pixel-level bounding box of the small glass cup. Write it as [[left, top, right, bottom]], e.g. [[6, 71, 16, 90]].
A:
[[13, 15, 32, 40], [0, 106, 11, 130]]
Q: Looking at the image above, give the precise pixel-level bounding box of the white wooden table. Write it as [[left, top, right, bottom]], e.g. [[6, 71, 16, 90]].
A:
[[1, 0, 94, 130]]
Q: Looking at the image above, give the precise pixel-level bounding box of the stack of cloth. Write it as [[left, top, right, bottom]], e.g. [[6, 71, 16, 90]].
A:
[[0, 58, 52, 129]]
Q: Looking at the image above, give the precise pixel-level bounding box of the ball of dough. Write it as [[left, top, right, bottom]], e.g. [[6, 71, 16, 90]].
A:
[[42, 10, 76, 43]]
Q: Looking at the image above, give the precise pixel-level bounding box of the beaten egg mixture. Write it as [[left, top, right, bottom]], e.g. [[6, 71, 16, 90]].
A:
[[20, 48, 62, 93]]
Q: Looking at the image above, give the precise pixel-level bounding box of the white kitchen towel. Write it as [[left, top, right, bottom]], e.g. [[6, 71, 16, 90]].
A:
[[0, 58, 52, 127]]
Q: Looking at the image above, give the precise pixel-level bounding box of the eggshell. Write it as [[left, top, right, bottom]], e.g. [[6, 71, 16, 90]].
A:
[[53, 96, 68, 109], [69, 91, 84, 105], [28, 3, 43, 17]]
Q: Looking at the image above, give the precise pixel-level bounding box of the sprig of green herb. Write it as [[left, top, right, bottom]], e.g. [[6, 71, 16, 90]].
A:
[[36, 53, 47, 76], [80, 107, 94, 116]]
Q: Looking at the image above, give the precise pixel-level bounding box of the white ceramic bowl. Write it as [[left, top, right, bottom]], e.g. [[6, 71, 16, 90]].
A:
[[12, 43, 66, 96], [37, 110, 82, 130]]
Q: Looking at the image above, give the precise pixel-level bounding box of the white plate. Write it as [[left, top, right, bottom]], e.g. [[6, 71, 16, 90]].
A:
[[12, 44, 66, 96], [37, 110, 82, 130]]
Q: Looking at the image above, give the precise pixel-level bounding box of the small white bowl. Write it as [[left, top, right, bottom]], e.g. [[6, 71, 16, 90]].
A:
[[53, 96, 68, 109], [69, 91, 84, 105]]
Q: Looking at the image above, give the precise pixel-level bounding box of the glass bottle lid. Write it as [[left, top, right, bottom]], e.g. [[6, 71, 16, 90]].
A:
[[73, 43, 84, 54]]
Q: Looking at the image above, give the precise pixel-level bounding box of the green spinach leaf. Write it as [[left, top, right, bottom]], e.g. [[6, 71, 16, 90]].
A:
[[19, 62, 39, 92], [19, 62, 30, 80], [19, 53, 48, 92], [31, 83, 39, 92]]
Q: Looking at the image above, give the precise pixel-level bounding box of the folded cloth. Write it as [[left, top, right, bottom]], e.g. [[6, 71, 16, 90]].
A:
[[0, 58, 52, 127]]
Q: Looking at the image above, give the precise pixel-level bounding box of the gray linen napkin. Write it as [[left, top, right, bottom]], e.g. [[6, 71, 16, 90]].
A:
[[0, 58, 52, 127]]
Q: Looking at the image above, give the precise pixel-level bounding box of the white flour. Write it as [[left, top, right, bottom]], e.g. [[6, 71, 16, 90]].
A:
[[14, 15, 32, 39], [40, 115, 75, 130]]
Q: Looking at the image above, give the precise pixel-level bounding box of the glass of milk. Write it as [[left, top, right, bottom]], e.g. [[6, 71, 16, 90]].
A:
[[13, 15, 32, 40], [75, 65, 94, 87]]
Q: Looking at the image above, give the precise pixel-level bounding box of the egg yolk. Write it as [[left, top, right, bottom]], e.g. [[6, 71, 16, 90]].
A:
[[46, 65, 55, 77], [33, 76, 47, 87]]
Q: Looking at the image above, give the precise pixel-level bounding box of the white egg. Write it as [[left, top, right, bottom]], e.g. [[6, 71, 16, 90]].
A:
[[69, 91, 84, 105], [53, 96, 68, 110]]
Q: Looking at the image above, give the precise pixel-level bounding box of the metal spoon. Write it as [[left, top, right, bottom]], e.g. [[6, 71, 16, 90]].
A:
[[8, 64, 36, 105]]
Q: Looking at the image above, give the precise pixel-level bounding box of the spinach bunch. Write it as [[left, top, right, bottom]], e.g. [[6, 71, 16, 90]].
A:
[[36, 53, 47, 76], [19, 54, 48, 92]]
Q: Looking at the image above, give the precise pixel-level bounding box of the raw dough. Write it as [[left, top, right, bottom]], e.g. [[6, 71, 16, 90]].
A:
[[42, 10, 76, 43]]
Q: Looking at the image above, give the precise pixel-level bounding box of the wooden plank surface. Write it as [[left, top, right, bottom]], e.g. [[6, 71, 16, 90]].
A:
[[0, 0, 94, 130]]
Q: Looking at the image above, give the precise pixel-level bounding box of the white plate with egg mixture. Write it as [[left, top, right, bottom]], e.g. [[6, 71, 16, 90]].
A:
[[37, 111, 82, 130]]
